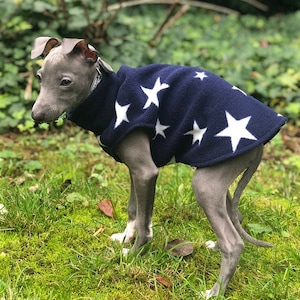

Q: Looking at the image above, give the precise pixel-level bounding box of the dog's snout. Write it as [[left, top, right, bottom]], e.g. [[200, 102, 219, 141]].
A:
[[31, 109, 46, 122]]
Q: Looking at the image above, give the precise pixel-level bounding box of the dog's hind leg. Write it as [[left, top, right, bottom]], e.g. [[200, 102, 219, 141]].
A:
[[193, 169, 244, 297], [231, 146, 272, 248], [226, 191, 243, 224], [193, 148, 261, 298], [205, 191, 243, 252]]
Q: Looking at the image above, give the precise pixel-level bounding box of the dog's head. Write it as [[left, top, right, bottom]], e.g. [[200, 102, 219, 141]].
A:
[[31, 37, 113, 123]]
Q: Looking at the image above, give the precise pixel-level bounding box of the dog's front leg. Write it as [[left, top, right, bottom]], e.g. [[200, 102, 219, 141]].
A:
[[110, 175, 137, 244], [112, 129, 158, 253]]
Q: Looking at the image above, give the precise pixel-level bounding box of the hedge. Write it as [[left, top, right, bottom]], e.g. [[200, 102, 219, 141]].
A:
[[0, 1, 299, 132]]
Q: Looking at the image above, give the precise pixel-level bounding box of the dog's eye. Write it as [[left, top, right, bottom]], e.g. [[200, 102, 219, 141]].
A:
[[36, 73, 42, 83], [61, 78, 72, 86]]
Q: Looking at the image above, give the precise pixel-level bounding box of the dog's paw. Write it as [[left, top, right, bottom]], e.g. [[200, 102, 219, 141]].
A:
[[110, 221, 136, 244], [205, 240, 219, 251], [110, 232, 132, 244], [110, 232, 124, 243]]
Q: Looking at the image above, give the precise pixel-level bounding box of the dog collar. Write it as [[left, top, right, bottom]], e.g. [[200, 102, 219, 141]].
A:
[[89, 59, 102, 94]]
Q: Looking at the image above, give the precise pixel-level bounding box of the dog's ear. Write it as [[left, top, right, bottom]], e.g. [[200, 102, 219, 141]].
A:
[[87, 43, 114, 73], [97, 56, 114, 73], [62, 38, 98, 62], [31, 37, 61, 59], [62, 38, 113, 73]]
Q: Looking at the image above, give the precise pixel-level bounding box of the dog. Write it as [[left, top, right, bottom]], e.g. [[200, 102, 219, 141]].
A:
[[31, 37, 286, 298]]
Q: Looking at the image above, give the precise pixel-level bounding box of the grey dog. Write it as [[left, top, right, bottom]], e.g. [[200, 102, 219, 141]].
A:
[[31, 37, 286, 298]]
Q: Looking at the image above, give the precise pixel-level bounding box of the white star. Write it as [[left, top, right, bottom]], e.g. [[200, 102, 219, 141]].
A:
[[141, 77, 169, 109], [194, 71, 208, 81], [185, 120, 207, 145], [114, 101, 130, 128], [154, 119, 170, 139], [232, 86, 247, 96], [215, 111, 257, 152]]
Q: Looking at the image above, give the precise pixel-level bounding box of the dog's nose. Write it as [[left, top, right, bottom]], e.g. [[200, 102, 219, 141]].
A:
[[31, 110, 45, 122]]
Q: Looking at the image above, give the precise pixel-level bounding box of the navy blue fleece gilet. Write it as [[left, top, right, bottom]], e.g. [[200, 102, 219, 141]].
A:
[[67, 64, 286, 168]]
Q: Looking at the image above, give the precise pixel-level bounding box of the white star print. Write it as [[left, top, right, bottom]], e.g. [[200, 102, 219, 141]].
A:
[[141, 77, 169, 109], [114, 101, 130, 128], [232, 86, 247, 96], [154, 119, 170, 139], [194, 71, 208, 81], [185, 120, 207, 145], [215, 111, 257, 152]]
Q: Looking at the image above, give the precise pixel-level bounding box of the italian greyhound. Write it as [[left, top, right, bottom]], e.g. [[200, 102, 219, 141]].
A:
[[31, 37, 286, 298]]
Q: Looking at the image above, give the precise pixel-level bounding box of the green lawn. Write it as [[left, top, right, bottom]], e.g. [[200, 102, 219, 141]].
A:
[[0, 128, 299, 299]]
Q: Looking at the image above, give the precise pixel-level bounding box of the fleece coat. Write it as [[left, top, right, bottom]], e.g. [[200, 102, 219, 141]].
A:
[[67, 64, 286, 168]]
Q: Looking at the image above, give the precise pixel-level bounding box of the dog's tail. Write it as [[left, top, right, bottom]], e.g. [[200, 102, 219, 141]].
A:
[[232, 145, 273, 248]]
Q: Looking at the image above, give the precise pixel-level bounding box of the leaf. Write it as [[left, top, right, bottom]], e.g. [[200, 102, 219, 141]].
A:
[[0, 150, 19, 159], [28, 184, 39, 192], [155, 276, 172, 289], [0, 204, 8, 215], [97, 199, 114, 219], [93, 226, 105, 237], [60, 179, 72, 191], [248, 223, 272, 235], [281, 230, 290, 238], [23, 160, 42, 172], [165, 239, 194, 257], [66, 192, 85, 203], [15, 177, 26, 185], [24, 268, 35, 275]]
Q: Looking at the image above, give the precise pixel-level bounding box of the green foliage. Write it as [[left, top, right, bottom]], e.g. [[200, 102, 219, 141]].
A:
[[0, 0, 299, 133]]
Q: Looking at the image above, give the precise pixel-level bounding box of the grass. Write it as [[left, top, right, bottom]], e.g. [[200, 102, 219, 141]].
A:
[[0, 127, 299, 299]]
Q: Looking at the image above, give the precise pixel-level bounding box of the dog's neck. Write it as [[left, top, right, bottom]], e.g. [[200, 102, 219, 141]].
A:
[[89, 59, 103, 94]]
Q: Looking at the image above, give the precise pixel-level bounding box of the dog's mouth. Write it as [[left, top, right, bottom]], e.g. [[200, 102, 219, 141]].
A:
[[32, 112, 66, 127], [34, 121, 42, 127]]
